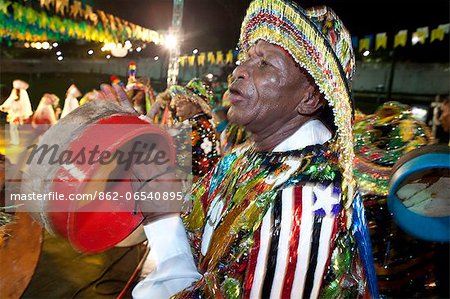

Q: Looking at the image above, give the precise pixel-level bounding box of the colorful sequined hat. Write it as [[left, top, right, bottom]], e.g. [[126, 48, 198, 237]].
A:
[[239, 0, 356, 206], [169, 78, 212, 117]]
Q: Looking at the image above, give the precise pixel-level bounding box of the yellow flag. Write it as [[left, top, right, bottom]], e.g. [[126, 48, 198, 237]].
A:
[[55, 0, 69, 15], [207, 52, 215, 64], [412, 27, 428, 45], [84, 5, 92, 20], [198, 53, 206, 66], [375, 33, 387, 50], [225, 50, 233, 64], [12, 3, 24, 21], [394, 30, 407, 48], [96, 10, 107, 24], [358, 38, 370, 52], [431, 27, 445, 42], [40, 0, 53, 10], [216, 51, 224, 64], [70, 0, 82, 18], [179, 56, 188, 67], [109, 14, 116, 31], [116, 17, 123, 32], [188, 55, 195, 66]]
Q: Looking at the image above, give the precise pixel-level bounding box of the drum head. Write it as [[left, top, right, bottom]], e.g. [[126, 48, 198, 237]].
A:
[[388, 145, 450, 242]]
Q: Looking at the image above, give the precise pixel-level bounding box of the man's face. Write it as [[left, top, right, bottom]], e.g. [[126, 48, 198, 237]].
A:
[[227, 40, 309, 133], [174, 97, 201, 121], [132, 91, 145, 104]]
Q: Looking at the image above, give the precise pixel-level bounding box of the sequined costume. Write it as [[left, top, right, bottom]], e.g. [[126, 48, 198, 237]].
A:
[[175, 121, 373, 298], [133, 122, 377, 299], [189, 113, 220, 178]]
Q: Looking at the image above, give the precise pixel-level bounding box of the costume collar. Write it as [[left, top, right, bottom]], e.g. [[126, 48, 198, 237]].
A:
[[273, 119, 332, 152]]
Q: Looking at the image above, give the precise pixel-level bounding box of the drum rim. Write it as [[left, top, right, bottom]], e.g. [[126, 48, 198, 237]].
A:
[[389, 144, 450, 176], [388, 151, 450, 242]]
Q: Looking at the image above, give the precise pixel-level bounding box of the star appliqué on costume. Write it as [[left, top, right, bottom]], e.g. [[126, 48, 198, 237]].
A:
[[312, 183, 341, 216]]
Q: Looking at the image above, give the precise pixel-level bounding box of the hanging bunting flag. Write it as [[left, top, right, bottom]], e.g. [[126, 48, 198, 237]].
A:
[[25, 7, 38, 24], [375, 32, 387, 50], [207, 51, 215, 64], [12, 3, 24, 21], [40, 0, 53, 10], [188, 55, 195, 66], [431, 26, 445, 42], [412, 26, 429, 45], [216, 51, 224, 64], [115, 16, 123, 32], [225, 50, 233, 64], [439, 23, 450, 33], [358, 37, 370, 52], [84, 4, 93, 20], [69, 0, 82, 18], [96, 10, 108, 24], [431, 23, 450, 42], [108, 13, 116, 31], [0, 0, 11, 14], [179, 55, 188, 67], [198, 52, 206, 66], [55, 0, 68, 15], [394, 30, 408, 48]]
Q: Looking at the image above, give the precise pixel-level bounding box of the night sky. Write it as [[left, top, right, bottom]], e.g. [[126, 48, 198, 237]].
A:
[[93, 0, 450, 59]]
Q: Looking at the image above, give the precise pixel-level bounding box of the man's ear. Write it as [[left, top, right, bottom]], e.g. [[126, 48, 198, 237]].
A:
[[296, 86, 324, 116]]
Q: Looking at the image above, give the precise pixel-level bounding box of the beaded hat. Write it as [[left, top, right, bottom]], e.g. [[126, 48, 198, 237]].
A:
[[169, 78, 212, 117], [239, 0, 356, 206]]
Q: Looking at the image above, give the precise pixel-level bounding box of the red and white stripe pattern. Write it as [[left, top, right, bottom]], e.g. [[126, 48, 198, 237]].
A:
[[243, 183, 339, 299]]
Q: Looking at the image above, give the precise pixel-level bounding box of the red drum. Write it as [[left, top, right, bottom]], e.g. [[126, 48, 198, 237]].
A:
[[21, 101, 175, 253]]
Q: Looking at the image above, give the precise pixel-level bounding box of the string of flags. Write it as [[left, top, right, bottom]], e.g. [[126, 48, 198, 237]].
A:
[[0, 0, 163, 44], [178, 50, 237, 67], [178, 22, 450, 67], [355, 24, 449, 52]]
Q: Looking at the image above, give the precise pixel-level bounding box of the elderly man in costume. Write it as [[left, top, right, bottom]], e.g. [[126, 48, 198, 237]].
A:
[[0, 80, 33, 145], [132, 0, 377, 298]]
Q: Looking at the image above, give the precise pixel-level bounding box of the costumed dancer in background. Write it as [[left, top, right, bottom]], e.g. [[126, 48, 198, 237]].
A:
[[353, 101, 448, 297], [0, 80, 33, 145], [169, 79, 220, 181], [126, 62, 155, 115], [31, 93, 60, 133], [60, 84, 81, 119], [354, 101, 433, 196], [132, 1, 378, 298], [147, 89, 173, 125]]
